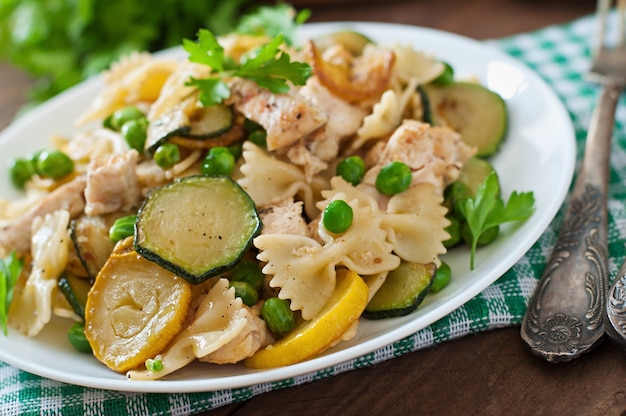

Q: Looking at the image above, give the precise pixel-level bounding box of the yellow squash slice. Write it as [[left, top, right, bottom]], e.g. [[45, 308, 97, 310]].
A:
[[245, 268, 369, 369], [84, 237, 192, 373]]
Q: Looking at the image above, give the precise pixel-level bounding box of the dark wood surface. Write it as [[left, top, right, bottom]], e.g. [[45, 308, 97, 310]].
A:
[[4, 1, 625, 415]]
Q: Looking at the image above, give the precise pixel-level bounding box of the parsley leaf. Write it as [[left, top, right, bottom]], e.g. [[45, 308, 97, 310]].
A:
[[235, 3, 311, 46], [187, 77, 231, 107], [235, 34, 312, 93], [183, 29, 225, 71], [182, 30, 312, 107], [459, 172, 536, 270], [0, 252, 24, 336]]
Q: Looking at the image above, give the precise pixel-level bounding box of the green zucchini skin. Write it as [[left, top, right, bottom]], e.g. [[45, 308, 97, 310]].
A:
[[58, 274, 92, 319], [445, 156, 499, 208], [363, 262, 436, 319], [134, 175, 262, 284], [422, 82, 508, 157], [417, 85, 433, 125], [146, 104, 235, 156], [314, 30, 373, 56], [70, 215, 116, 282]]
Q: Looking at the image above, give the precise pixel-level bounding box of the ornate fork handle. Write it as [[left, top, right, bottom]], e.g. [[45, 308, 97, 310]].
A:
[[520, 84, 621, 362]]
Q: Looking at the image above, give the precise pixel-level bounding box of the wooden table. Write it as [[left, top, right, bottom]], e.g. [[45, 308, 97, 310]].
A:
[[3, 0, 625, 415]]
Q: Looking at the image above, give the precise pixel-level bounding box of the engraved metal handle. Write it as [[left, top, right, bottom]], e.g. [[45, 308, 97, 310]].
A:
[[607, 259, 626, 344], [520, 84, 621, 362]]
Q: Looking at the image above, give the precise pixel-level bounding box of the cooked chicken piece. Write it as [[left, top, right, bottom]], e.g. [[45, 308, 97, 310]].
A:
[[363, 120, 476, 194], [284, 77, 368, 179], [63, 128, 128, 171], [284, 141, 329, 181], [135, 159, 168, 193], [227, 78, 328, 151], [258, 198, 309, 236], [0, 176, 86, 256], [298, 77, 368, 160], [84, 150, 141, 216]]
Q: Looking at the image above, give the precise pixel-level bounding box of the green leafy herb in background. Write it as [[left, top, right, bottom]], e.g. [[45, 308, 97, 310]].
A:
[[235, 3, 311, 45], [0, 0, 258, 106], [457, 173, 536, 270], [0, 252, 23, 335]]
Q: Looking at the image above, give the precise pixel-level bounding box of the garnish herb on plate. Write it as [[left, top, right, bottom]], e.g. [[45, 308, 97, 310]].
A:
[[183, 30, 312, 106], [0, 252, 23, 335], [457, 172, 536, 270]]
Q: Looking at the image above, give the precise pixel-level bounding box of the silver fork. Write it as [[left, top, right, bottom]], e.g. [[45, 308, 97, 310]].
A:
[[520, 0, 626, 362]]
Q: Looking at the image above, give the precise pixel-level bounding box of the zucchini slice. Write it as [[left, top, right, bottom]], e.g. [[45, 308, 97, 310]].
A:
[[85, 237, 193, 373], [314, 30, 373, 56], [58, 273, 92, 320], [363, 262, 436, 319], [70, 215, 116, 282], [135, 175, 262, 284], [447, 157, 499, 202], [422, 82, 508, 157], [146, 103, 235, 155]]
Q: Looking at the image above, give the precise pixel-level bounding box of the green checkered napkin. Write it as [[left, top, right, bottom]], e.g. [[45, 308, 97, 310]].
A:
[[3, 12, 624, 415]]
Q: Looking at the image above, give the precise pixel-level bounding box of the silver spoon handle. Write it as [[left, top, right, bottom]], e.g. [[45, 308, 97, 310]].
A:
[[520, 84, 620, 362]]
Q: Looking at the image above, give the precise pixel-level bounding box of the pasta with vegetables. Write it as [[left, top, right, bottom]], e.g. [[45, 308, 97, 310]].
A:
[[0, 7, 521, 379]]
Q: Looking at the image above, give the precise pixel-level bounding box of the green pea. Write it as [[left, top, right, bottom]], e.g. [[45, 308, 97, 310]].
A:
[[443, 215, 461, 248], [444, 181, 471, 212], [201, 146, 235, 176], [145, 358, 163, 372], [110, 106, 146, 131], [228, 142, 243, 160], [248, 129, 267, 148], [9, 158, 35, 190], [336, 155, 365, 186], [323, 199, 353, 234], [35, 150, 74, 179], [229, 280, 259, 307], [431, 261, 451, 293], [27, 150, 43, 166], [67, 322, 92, 353], [262, 297, 296, 336], [102, 113, 115, 130], [230, 259, 264, 291], [431, 62, 454, 86], [375, 161, 412, 195], [153, 143, 181, 169], [452, 197, 468, 221], [461, 222, 500, 247], [121, 118, 148, 153], [109, 214, 137, 242]]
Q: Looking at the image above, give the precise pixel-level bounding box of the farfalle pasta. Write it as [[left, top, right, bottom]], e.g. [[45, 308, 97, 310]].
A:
[[238, 141, 328, 219]]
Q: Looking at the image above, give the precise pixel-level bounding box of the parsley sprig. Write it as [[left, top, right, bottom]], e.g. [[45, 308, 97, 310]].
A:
[[0, 252, 24, 335], [183, 29, 312, 107], [457, 173, 536, 270]]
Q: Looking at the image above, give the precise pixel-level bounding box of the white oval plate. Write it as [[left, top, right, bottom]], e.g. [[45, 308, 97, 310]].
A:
[[0, 22, 575, 393]]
